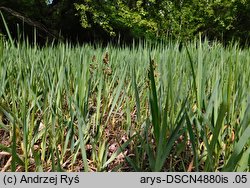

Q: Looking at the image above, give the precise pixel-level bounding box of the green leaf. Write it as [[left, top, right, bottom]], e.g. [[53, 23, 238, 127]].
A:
[[223, 126, 250, 172]]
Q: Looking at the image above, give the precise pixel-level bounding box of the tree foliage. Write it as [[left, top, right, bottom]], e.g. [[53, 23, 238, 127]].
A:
[[0, 0, 249, 44], [74, 0, 250, 43]]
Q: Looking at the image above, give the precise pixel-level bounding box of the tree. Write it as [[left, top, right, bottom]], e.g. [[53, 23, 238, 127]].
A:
[[0, 0, 249, 44]]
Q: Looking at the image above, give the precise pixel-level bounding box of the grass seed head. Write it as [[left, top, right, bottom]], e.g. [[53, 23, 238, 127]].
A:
[[103, 51, 109, 65], [103, 67, 112, 75], [92, 55, 96, 62]]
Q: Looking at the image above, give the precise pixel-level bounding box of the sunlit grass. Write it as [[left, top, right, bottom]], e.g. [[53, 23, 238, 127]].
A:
[[0, 37, 249, 172]]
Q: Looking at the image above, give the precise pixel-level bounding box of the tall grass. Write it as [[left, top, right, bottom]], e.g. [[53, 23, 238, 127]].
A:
[[0, 35, 249, 171]]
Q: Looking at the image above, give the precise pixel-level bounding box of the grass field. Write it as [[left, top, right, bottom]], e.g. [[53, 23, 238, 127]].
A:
[[0, 37, 250, 172]]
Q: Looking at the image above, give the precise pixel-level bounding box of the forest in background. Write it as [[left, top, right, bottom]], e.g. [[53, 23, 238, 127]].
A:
[[0, 0, 250, 45]]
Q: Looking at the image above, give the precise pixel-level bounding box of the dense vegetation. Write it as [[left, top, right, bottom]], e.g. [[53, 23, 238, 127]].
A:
[[0, 0, 250, 44], [0, 36, 250, 171], [0, 0, 250, 172]]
